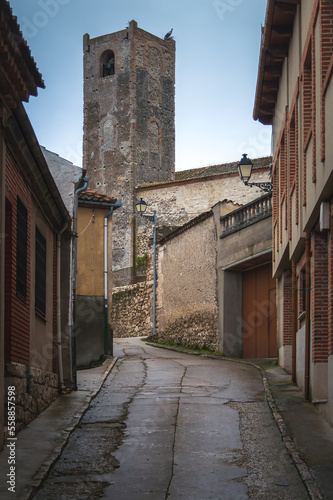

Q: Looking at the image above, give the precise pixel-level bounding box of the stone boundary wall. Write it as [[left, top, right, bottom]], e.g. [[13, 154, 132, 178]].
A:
[[156, 213, 219, 351], [5, 362, 58, 435], [111, 279, 153, 338], [157, 309, 219, 351]]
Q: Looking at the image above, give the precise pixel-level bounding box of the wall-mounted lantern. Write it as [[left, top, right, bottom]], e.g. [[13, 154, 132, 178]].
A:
[[238, 154, 272, 193]]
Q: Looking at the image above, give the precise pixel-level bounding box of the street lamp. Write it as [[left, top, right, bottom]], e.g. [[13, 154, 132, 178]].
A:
[[136, 197, 148, 214], [136, 198, 157, 336], [238, 154, 272, 193]]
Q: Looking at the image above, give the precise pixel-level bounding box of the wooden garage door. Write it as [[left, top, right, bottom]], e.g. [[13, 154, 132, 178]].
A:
[[242, 263, 277, 358]]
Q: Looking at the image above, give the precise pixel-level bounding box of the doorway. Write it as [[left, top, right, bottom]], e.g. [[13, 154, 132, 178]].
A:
[[242, 263, 277, 358]]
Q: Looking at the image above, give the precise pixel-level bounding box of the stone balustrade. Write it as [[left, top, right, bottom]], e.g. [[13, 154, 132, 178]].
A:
[[220, 193, 272, 238]]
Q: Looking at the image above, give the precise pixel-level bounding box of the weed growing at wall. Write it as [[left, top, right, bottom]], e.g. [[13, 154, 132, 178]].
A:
[[135, 253, 148, 271], [142, 336, 223, 355]]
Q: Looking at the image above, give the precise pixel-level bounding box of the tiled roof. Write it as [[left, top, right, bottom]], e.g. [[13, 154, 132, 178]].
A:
[[175, 156, 272, 182], [1, 0, 45, 93], [79, 190, 117, 205], [253, 0, 297, 124], [158, 210, 213, 245], [137, 156, 272, 190]]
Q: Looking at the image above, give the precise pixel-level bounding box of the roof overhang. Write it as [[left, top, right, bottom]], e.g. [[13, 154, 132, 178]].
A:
[[222, 248, 272, 272], [253, 0, 299, 125], [5, 102, 71, 232], [78, 190, 118, 209], [0, 0, 45, 106]]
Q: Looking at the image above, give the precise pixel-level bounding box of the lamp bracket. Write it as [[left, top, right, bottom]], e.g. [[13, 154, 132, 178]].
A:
[[142, 214, 155, 223], [245, 181, 273, 193]]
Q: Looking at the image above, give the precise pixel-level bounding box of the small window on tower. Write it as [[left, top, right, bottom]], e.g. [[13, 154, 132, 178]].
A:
[[101, 50, 115, 77]]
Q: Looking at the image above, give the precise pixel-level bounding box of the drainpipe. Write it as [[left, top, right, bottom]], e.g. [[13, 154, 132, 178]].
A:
[[56, 223, 68, 392], [304, 232, 311, 400], [71, 176, 90, 390], [291, 260, 297, 383], [104, 200, 122, 355], [152, 211, 157, 336]]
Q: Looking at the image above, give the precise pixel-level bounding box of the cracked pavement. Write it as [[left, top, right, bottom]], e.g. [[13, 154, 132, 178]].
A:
[[33, 338, 309, 499]]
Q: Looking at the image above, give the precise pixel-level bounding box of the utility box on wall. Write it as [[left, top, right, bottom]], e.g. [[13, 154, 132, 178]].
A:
[[320, 202, 330, 231]]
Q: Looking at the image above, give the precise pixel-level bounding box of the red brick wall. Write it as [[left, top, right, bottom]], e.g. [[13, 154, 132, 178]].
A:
[[4, 198, 13, 360], [311, 231, 329, 363], [4, 148, 31, 364], [302, 57, 312, 207], [320, 0, 333, 161], [329, 204, 333, 355], [311, 36, 317, 183], [272, 3, 333, 371], [288, 88, 299, 239], [272, 112, 287, 260], [282, 270, 293, 346], [280, 130, 288, 237], [273, 0, 333, 247]]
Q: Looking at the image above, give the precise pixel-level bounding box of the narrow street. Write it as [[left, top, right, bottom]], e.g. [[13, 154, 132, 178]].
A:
[[33, 338, 309, 500]]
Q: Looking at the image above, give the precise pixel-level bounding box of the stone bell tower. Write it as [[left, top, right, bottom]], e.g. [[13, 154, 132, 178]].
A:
[[83, 20, 175, 286]]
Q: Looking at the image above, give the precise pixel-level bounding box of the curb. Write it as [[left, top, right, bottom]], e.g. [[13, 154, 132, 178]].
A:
[[145, 341, 322, 499], [259, 370, 323, 500], [26, 357, 118, 500]]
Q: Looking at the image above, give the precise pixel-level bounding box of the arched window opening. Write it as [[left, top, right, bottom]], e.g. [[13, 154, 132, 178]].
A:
[[101, 50, 115, 77]]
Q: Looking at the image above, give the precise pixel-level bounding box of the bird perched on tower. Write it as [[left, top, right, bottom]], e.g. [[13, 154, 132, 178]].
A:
[[164, 28, 173, 40]]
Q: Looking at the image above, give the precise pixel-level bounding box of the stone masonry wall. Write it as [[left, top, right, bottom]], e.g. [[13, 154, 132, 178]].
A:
[[157, 309, 219, 351], [111, 276, 154, 338], [5, 362, 58, 435], [83, 21, 175, 286], [156, 212, 219, 351], [135, 168, 270, 261]]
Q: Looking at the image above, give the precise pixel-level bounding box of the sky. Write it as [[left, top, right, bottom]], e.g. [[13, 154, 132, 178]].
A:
[[9, 0, 271, 171]]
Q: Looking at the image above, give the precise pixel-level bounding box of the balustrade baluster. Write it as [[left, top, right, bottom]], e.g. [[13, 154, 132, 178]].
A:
[[220, 194, 272, 237]]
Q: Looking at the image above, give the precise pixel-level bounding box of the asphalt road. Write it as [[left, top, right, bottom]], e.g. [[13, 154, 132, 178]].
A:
[[33, 338, 309, 500]]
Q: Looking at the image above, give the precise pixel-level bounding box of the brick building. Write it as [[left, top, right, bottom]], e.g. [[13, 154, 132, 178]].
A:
[[254, 0, 333, 423], [0, 0, 74, 446]]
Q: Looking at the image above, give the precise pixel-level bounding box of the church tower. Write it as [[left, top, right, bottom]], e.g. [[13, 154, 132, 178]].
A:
[[83, 20, 175, 285]]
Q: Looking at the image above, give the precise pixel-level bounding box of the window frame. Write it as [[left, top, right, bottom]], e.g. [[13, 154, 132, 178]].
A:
[[101, 50, 115, 77]]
